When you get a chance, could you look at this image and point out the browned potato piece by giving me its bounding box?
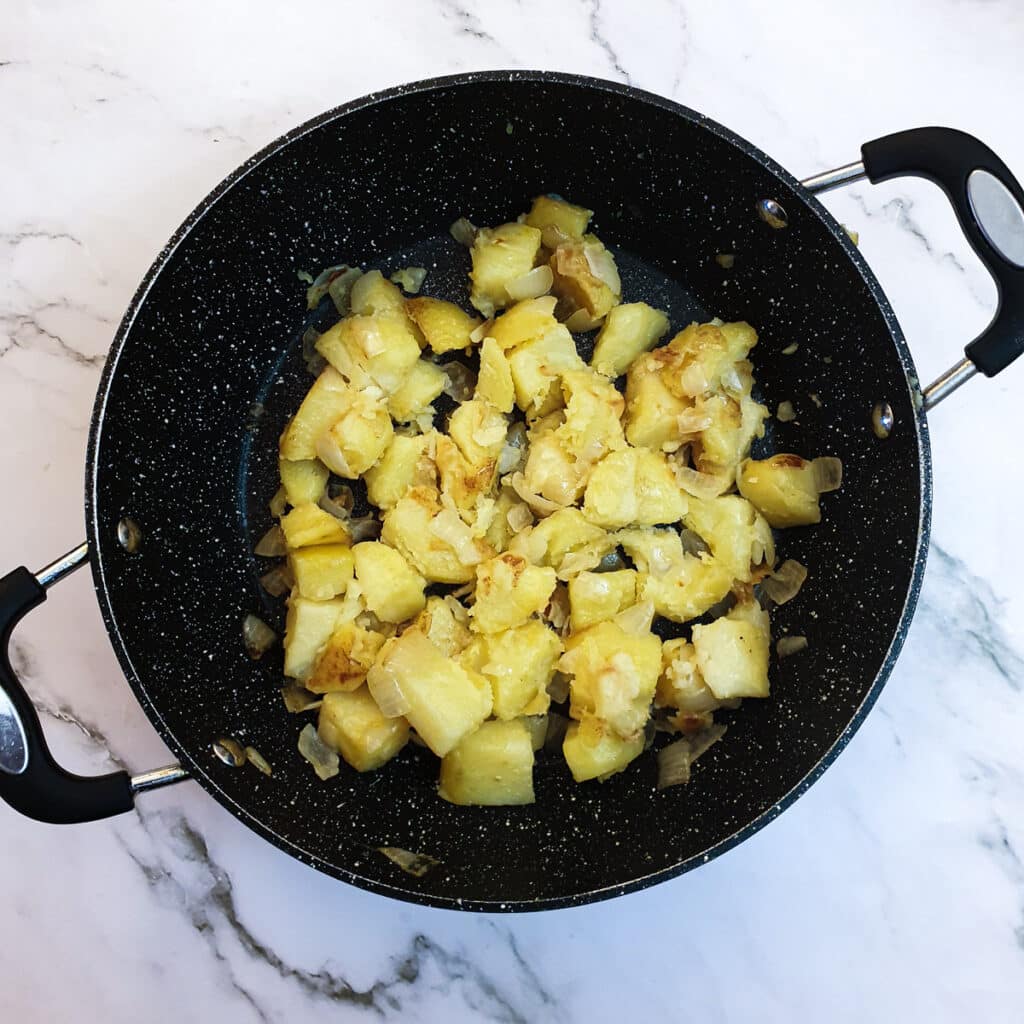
[737,454,823,527]
[406,297,482,354]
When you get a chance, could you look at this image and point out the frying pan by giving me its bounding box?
[3,72,1023,912]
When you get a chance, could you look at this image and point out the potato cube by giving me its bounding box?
[280,502,350,549]
[624,359,690,451]
[439,719,535,805]
[508,324,584,415]
[691,600,770,699]
[464,620,561,719]
[382,490,492,584]
[315,388,393,478]
[435,434,498,512]
[352,542,426,623]
[316,312,421,394]
[283,595,347,679]
[549,236,621,321]
[470,553,557,633]
[636,556,733,623]
[657,639,721,713]
[475,337,515,413]
[367,631,492,756]
[448,399,508,467]
[683,495,774,582]
[488,296,559,352]
[582,448,686,529]
[278,458,329,507]
[737,454,822,528]
[387,359,445,423]
[307,620,387,693]
[484,485,531,553]
[469,222,543,318]
[661,321,757,399]
[317,687,409,772]
[349,269,407,316]
[563,716,644,783]
[557,369,626,457]
[407,595,472,657]
[568,570,637,631]
[364,433,434,510]
[591,302,670,378]
[509,507,612,577]
[525,194,593,244]
[560,621,661,739]
[520,431,583,507]
[405,297,481,354]
[288,544,354,600]
[280,367,350,460]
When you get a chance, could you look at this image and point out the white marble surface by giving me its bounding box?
[3,1,1024,1020]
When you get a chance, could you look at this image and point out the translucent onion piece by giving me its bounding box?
[777,635,809,659]
[441,361,477,402]
[781,342,799,355]
[242,614,277,660]
[584,243,621,294]
[677,407,714,434]
[525,715,548,751]
[389,266,428,294]
[679,529,710,557]
[327,266,364,315]
[469,320,492,345]
[656,738,692,789]
[776,400,796,423]
[305,263,350,310]
[506,265,554,301]
[268,486,288,518]
[614,600,656,636]
[449,217,478,247]
[674,465,730,499]
[564,308,602,333]
[377,847,440,878]
[543,584,570,633]
[259,562,294,598]
[688,722,727,762]
[367,664,412,718]
[316,433,356,478]
[245,746,273,776]
[509,472,561,517]
[297,723,339,781]
[506,501,533,534]
[547,672,571,705]
[812,456,843,493]
[347,515,382,543]
[497,421,528,475]
[543,711,570,751]
[714,253,735,269]
[281,684,323,714]
[761,559,808,605]
[318,483,355,521]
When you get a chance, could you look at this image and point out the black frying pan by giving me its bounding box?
[3,72,1023,912]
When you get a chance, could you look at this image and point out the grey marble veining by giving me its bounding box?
[2,0,1024,1021]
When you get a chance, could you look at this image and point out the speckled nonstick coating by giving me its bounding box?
[85,71,930,912]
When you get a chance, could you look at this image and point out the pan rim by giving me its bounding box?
[84,69,932,912]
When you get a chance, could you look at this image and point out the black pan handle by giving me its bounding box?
[861,128,1024,380]
[0,544,187,824]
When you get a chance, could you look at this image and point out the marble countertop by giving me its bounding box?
[4,1,1024,1020]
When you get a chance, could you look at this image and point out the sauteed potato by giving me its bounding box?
[260,196,841,804]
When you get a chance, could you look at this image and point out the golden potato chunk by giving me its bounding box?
[637,557,733,624]
[563,716,644,783]
[469,222,543,318]
[507,324,585,416]
[525,194,593,245]
[307,620,387,693]
[364,433,435,511]
[475,336,515,413]
[623,357,690,452]
[318,687,409,772]
[470,553,557,634]
[737,454,823,527]
[582,448,686,529]
[315,388,392,478]
[283,595,347,680]
[288,544,354,600]
[280,502,350,549]
[349,269,407,317]
[657,639,721,713]
[549,235,621,321]
[316,312,421,394]
[352,542,427,623]
[683,495,774,582]
[278,458,328,507]
[405,297,482,354]
[367,631,492,756]
[591,302,670,378]
[488,295,559,352]
[406,595,472,657]
[509,507,613,578]
[280,367,351,461]
[568,570,638,632]
[439,719,535,805]
[691,600,770,699]
[387,359,446,423]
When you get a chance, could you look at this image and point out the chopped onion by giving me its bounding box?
[390,266,427,294]
[441,361,477,402]
[268,486,288,518]
[316,433,355,477]
[506,501,533,534]
[812,456,843,493]
[347,514,381,543]
[563,308,602,333]
[525,715,548,751]
[298,723,339,781]
[674,465,730,499]
[498,423,528,475]
[714,253,735,269]
[781,342,799,356]
[777,400,796,423]
[377,846,440,878]
[449,217,478,247]
[259,562,294,598]
[656,738,692,789]
[543,584,570,633]
[300,326,326,376]
[367,663,412,718]
[677,407,713,434]
[242,614,277,660]
[281,684,323,713]
[305,263,351,310]
[318,483,355,521]
[506,265,554,301]
[679,529,710,557]
[428,508,483,564]
[809,392,823,409]
[584,243,621,294]
[327,267,364,315]
[509,472,561,517]
[547,672,571,705]
[543,711,570,750]
[777,635,809,659]
[689,722,727,761]
[245,746,273,776]
[614,600,655,635]
[469,320,492,345]
[761,559,808,605]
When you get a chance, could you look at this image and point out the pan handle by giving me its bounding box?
[802,127,1024,409]
[0,543,188,823]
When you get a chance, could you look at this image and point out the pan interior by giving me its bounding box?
[87,74,926,910]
